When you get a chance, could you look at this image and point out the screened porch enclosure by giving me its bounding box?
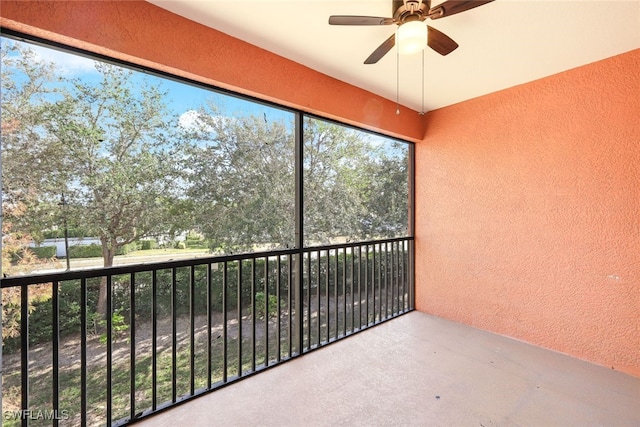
[1,33,414,427]
[2,1,638,426]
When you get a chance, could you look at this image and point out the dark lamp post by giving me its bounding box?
[59,193,71,271]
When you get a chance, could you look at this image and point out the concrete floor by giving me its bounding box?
[134,311,640,427]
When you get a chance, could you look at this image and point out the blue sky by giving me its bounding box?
[4,36,292,125]
[3,36,405,155]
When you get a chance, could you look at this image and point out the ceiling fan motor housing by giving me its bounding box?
[393,0,428,23]
[327,0,493,63]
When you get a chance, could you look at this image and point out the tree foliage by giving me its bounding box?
[184,103,296,252]
[44,62,182,267]
[359,145,409,237]
[1,41,65,274]
[182,111,408,251]
[303,117,376,243]
[1,37,409,286]
[2,41,184,314]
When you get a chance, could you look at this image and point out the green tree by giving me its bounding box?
[184,111,407,251]
[2,40,186,315]
[184,103,296,252]
[303,117,373,244]
[2,38,409,319]
[0,40,66,275]
[303,118,409,241]
[43,62,184,315]
[359,145,409,238]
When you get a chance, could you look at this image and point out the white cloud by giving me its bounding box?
[29,43,97,76]
[178,109,236,132]
[178,110,202,130]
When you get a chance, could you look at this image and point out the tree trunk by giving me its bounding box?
[96,239,116,318]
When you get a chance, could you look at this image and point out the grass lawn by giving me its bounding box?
[2,312,290,427]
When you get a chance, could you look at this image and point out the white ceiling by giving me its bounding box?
[148,0,639,113]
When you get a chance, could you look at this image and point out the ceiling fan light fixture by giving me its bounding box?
[396,21,428,55]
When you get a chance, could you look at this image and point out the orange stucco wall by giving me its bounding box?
[0,0,424,142]
[2,1,638,377]
[415,49,640,377]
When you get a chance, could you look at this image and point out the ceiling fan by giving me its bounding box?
[329,0,495,64]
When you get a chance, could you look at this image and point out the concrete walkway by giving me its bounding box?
[134,311,640,426]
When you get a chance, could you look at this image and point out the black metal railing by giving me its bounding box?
[0,237,413,426]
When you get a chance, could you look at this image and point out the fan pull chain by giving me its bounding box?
[420,48,425,115]
[396,46,400,115]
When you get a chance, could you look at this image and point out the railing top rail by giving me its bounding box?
[0,236,413,288]
[1,247,296,288]
[302,236,413,253]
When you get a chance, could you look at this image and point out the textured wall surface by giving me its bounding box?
[0,0,424,142]
[415,50,640,377]
[2,0,638,377]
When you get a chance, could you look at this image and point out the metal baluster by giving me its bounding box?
[365,245,369,327]
[316,251,322,347]
[106,275,113,424]
[325,250,329,343]
[189,266,195,395]
[372,244,377,324]
[237,260,243,377]
[378,243,382,320]
[343,247,347,337]
[392,241,397,316]
[21,284,29,427]
[264,257,269,366]
[171,268,177,402]
[306,251,311,350]
[222,262,228,382]
[333,249,338,340]
[151,270,158,410]
[357,245,362,330]
[402,240,407,312]
[206,265,212,389]
[287,254,293,358]
[251,259,256,372]
[80,278,88,426]
[350,247,355,334]
[130,273,136,419]
[276,255,281,362]
[52,281,60,427]
[385,243,390,319]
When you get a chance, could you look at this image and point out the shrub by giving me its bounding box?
[67,242,137,258]
[106,258,289,321]
[1,248,409,353]
[185,239,207,249]
[3,280,100,351]
[185,232,207,249]
[29,246,57,259]
[116,243,137,256]
[252,292,280,319]
[140,239,157,250]
[68,244,103,258]
[96,311,129,343]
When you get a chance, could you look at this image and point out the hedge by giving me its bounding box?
[30,246,57,259]
[140,239,158,250]
[68,243,137,258]
[4,249,408,351]
[117,243,137,256]
[9,246,56,263]
[68,244,103,258]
